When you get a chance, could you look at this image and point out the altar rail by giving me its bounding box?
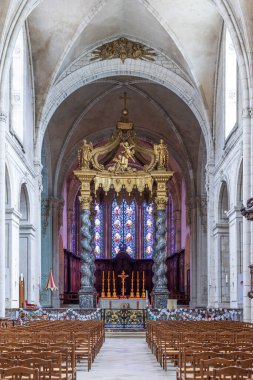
[5,307,243,326]
[102,309,146,329]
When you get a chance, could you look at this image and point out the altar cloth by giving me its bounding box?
[99,298,147,309]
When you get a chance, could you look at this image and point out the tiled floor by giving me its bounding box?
[77,336,176,380]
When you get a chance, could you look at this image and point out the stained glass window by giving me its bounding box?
[93,202,104,258]
[112,199,136,258]
[143,202,154,258]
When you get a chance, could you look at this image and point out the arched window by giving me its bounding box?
[225,28,237,138]
[143,202,154,258]
[10,28,24,143]
[112,199,136,258]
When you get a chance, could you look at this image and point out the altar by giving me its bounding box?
[99,298,147,309]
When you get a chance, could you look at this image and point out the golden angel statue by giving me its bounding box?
[78,139,93,169]
[120,141,136,162]
[154,139,169,169]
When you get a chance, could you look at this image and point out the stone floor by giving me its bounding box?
[76,334,176,380]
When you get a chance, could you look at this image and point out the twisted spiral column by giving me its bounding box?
[152,208,169,309]
[79,208,97,308]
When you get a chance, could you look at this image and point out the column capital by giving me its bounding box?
[242,107,253,119]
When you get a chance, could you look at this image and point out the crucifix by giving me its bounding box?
[118,270,129,297]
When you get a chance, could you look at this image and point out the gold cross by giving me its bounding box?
[118,270,129,297]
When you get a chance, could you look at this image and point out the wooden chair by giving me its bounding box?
[213,366,253,379]
[19,358,52,380]
[200,357,234,379]
[2,366,39,380]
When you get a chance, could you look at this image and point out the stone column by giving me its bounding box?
[151,173,170,309]
[152,203,169,308]
[0,112,6,317]
[242,107,252,321]
[74,170,97,309]
[79,205,96,308]
[5,208,21,308]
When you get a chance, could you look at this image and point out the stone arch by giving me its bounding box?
[236,160,243,205]
[218,181,229,222]
[36,60,212,161]
[19,184,30,223]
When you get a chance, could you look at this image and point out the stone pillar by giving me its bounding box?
[151,172,170,309]
[0,112,6,316]
[228,207,243,309]
[152,205,169,308]
[5,208,21,308]
[79,207,97,308]
[242,107,252,321]
[206,163,215,307]
[34,161,43,305]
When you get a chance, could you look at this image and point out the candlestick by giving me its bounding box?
[107,271,111,298]
[130,271,134,298]
[142,270,145,298]
[101,271,105,298]
[112,271,117,298]
[136,271,140,298]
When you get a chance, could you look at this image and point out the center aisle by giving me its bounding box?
[77,335,176,380]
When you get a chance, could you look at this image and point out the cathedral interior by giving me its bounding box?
[0,0,253,325]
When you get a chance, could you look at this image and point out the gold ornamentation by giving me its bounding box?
[118,270,129,297]
[78,139,93,169]
[90,38,156,64]
[74,95,174,212]
[107,271,111,298]
[120,141,135,162]
[155,196,168,210]
[154,139,169,170]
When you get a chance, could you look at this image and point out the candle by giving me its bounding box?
[20,273,24,281]
[132,271,134,280]
[113,271,115,280]
[102,271,104,280]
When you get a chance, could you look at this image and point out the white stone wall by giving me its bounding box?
[208,26,244,309]
[3,26,41,309]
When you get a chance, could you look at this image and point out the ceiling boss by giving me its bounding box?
[90,37,157,64]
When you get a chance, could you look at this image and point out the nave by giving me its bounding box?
[77,333,176,380]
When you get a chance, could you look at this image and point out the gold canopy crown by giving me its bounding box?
[74,93,173,209]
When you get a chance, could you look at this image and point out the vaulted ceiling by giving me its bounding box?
[7,0,237,195]
[24,0,225,195]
